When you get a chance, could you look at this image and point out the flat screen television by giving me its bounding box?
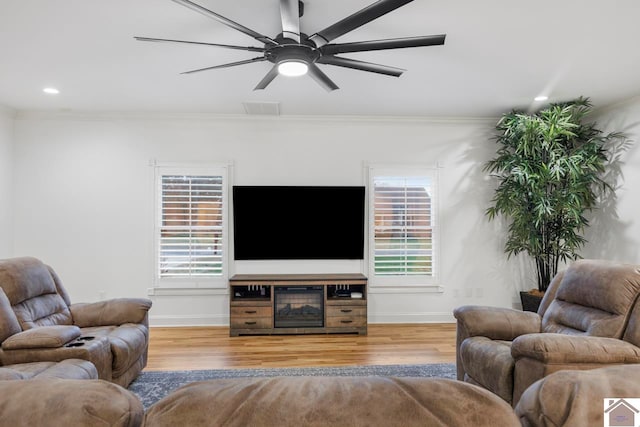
[233,186,365,260]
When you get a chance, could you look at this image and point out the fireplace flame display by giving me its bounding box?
[274,286,324,328]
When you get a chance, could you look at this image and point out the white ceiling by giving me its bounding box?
[1,0,639,117]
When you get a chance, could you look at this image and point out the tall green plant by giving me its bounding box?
[485,97,621,292]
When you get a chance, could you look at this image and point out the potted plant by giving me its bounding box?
[485,97,623,311]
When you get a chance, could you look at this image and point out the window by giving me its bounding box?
[155,165,227,288]
[369,167,438,286]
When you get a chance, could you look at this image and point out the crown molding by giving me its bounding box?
[13,109,497,126]
[0,105,16,117]
[593,93,640,116]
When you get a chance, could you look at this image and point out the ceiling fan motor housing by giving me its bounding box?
[267,34,320,65]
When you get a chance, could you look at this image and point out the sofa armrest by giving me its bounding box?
[512,333,640,364]
[454,305,541,341]
[0,336,112,381]
[516,365,640,427]
[0,379,144,426]
[70,298,152,327]
[1,326,81,350]
[454,305,542,381]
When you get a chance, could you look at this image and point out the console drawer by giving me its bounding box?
[326,306,366,318]
[230,316,272,329]
[230,306,272,318]
[326,315,367,328]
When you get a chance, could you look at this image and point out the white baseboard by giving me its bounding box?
[150,314,229,327]
[368,312,455,323]
[150,312,454,327]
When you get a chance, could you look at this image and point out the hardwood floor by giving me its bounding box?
[145,323,456,371]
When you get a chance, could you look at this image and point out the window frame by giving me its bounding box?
[367,165,439,288]
[153,164,229,289]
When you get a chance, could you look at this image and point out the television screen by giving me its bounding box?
[233,186,365,260]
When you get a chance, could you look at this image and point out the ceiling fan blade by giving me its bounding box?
[321,34,446,55]
[134,36,265,52]
[181,57,267,74]
[171,0,277,45]
[318,55,404,77]
[254,65,280,90]
[280,0,300,42]
[308,64,339,92]
[308,0,413,47]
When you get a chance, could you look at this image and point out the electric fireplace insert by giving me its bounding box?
[274,286,324,328]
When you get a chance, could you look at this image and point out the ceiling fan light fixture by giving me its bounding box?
[277,60,308,77]
[139,0,447,90]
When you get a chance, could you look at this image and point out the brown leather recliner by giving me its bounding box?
[454,259,640,407]
[0,257,152,387]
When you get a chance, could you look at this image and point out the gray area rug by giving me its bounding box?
[128,363,456,409]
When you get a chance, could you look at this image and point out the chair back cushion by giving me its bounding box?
[0,288,21,342]
[47,265,72,307]
[541,259,640,337]
[0,257,72,330]
[623,299,640,347]
[536,270,564,317]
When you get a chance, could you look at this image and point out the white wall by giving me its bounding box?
[583,96,640,263]
[13,107,638,327]
[0,107,14,259]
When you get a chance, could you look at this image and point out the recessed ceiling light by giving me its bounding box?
[43,87,60,95]
[534,95,548,102]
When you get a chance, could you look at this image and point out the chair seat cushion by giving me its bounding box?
[460,337,514,403]
[0,359,97,380]
[80,324,148,378]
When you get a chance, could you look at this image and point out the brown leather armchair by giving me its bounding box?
[454,259,640,406]
[0,257,152,387]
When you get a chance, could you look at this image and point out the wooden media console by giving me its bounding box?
[229,273,367,337]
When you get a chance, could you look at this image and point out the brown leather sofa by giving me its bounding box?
[0,376,521,427]
[454,259,640,406]
[515,364,640,427]
[0,257,152,387]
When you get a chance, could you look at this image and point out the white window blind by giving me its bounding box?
[372,175,435,278]
[159,174,224,279]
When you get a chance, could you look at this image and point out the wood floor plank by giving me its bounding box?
[145,323,456,371]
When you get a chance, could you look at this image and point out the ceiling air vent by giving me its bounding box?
[242,101,280,116]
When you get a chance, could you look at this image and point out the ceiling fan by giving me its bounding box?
[135,0,446,91]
